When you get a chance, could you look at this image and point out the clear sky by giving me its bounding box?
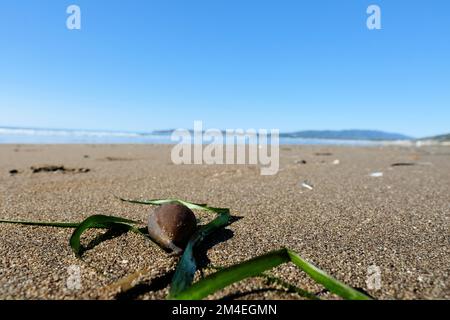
[0,0,449,138]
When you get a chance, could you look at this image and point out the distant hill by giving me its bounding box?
[279,130,412,141]
[419,133,450,141]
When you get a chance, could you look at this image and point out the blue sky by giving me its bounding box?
[0,0,449,138]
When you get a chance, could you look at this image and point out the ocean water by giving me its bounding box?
[0,127,383,146]
[0,127,171,144]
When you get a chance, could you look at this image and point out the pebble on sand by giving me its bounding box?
[147,203,197,255]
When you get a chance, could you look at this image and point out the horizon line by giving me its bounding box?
[0,125,422,138]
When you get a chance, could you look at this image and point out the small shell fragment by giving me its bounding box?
[370,172,384,178]
[301,181,314,190]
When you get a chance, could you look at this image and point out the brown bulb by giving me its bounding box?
[147,203,197,254]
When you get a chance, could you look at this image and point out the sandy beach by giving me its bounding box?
[0,144,448,300]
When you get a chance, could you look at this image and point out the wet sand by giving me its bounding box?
[0,144,449,300]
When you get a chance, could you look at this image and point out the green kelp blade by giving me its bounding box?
[286,249,370,300]
[170,249,371,300]
[69,215,139,257]
[117,197,229,212]
[0,219,81,228]
[169,208,231,298]
[170,249,287,300]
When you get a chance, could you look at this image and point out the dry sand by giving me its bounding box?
[0,144,449,300]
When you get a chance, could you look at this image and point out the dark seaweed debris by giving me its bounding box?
[31,165,90,173]
[391,163,416,167]
[315,152,333,156]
